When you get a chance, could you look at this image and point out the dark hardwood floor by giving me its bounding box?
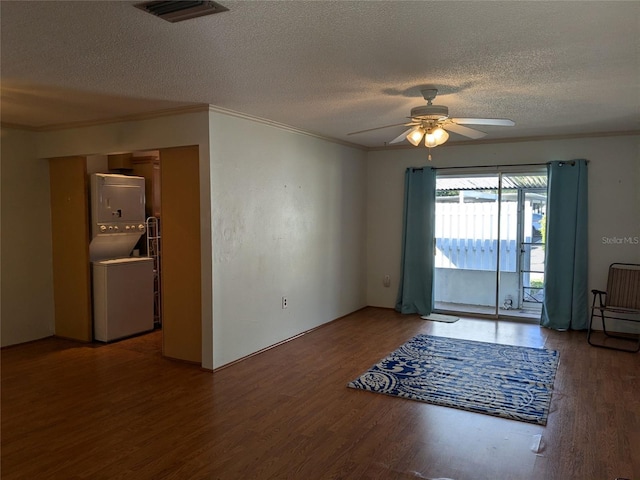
[2,307,638,480]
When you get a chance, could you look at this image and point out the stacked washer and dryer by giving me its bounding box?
[89,173,154,342]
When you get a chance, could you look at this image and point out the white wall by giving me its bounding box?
[366,135,640,327]
[209,111,367,367]
[1,127,56,346]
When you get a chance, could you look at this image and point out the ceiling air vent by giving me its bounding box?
[135,1,228,23]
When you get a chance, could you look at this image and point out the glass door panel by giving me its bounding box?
[520,188,547,316]
[499,174,547,319]
[497,178,519,316]
[433,174,499,316]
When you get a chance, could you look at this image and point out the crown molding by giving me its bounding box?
[1,103,367,151]
[1,105,210,132]
[367,130,640,151]
[207,105,366,150]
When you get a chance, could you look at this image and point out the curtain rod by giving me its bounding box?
[433,162,548,171]
[431,160,587,171]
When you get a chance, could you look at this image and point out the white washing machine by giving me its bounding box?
[92,257,154,342]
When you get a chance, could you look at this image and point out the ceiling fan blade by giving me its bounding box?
[451,117,515,127]
[443,123,487,139]
[347,122,415,136]
[389,128,414,144]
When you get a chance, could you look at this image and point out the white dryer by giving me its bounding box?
[89,173,146,262]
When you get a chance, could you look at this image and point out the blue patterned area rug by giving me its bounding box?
[348,334,559,425]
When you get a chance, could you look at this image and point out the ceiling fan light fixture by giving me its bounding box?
[406,127,425,146]
[346,87,515,150]
[424,132,438,148]
[432,126,449,145]
[424,126,449,148]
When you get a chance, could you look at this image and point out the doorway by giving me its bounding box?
[48,146,202,364]
[433,170,547,320]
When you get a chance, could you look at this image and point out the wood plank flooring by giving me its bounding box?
[2,307,638,480]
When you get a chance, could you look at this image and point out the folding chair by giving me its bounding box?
[588,263,640,352]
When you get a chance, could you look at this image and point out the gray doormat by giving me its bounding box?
[421,313,460,323]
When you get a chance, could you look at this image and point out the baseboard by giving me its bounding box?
[212,306,367,373]
[1,335,56,350]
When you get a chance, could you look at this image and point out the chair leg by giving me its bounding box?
[588,310,640,353]
[601,309,610,336]
[588,310,597,346]
[588,308,607,347]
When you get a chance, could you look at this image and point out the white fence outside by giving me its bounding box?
[434,201,533,272]
[434,200,539,308]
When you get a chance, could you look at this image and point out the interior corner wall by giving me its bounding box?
[365,135,640,330]
[208,111,367,368]
[3,109,367,367]
[1,127,55,346]
[30,111,215,368]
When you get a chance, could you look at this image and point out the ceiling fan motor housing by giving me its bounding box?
[410,105,449,121]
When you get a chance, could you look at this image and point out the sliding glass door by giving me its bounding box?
[433,170,547,320]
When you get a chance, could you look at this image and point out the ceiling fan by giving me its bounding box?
[348,88,515,159]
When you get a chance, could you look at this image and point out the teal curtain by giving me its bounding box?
[395,167,436,315]
[541,160,588,330]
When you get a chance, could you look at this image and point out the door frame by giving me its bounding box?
[48,146,204,365]
[433,167,547,321]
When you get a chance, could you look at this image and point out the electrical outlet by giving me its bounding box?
[383,274,391,287]
[282,296,288,309]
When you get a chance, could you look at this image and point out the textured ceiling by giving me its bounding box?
[1,1,639,147]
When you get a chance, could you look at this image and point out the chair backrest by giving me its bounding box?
[606,263,640,309]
